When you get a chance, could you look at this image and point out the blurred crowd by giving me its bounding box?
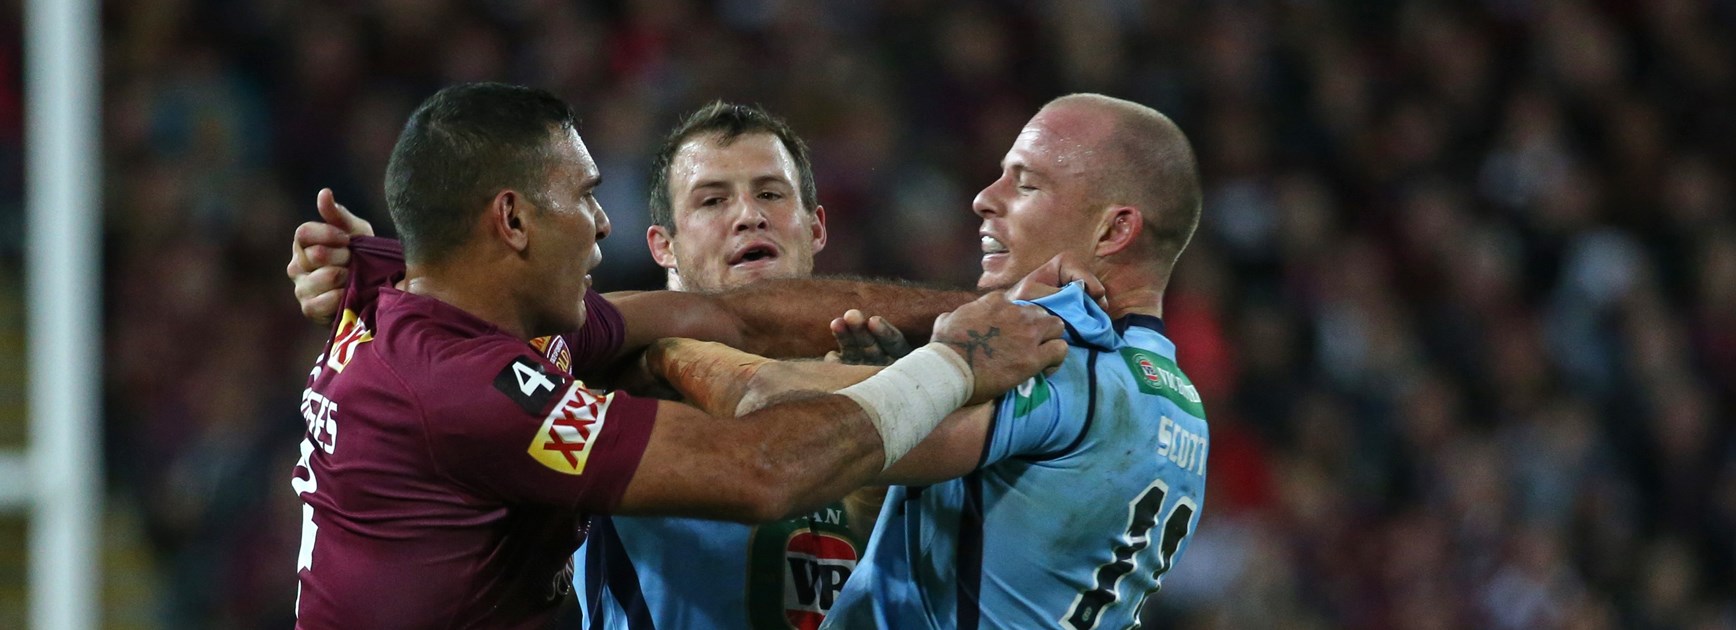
[54,0,1736,627]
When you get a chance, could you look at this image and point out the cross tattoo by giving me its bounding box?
[943,327,1000,368]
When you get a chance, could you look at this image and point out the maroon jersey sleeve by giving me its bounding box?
[342,236,405,307]
[415,341,660,513]
[564,289,627,366]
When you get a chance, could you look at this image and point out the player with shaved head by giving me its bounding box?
[649,93,1210,629]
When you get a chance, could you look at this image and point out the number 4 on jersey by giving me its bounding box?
[513,361,556,396]
[493,357,566,415]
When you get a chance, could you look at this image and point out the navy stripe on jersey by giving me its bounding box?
[956,471,985,630]
[591,518,656,629]
[1037,304,1088,344]
[1019,349,1100,462]
[1115,314,1164,335]
[584,530,607,627]
[977,404,1001,469]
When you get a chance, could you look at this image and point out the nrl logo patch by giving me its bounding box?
[529,335,572,373]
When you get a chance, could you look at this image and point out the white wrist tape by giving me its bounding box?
[836,343,975,469]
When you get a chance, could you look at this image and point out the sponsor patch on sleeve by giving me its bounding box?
[494,357,568,415]
[527,382,614,475]
[1118,348,1206,418]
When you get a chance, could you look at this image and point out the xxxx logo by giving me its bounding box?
[325,309,374,373]
[526,384,612,475]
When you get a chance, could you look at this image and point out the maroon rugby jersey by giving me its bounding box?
[293,237,659,629]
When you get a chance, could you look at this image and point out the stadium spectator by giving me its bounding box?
[73,1,1736,626]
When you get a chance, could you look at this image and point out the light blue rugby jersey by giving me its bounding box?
[823,282,1210,630]
[576,472,862,630]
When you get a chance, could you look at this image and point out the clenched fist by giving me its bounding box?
[930,291,1067,406]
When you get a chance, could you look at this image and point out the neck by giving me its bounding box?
[403,256,532,339]
[1096,261,1166,320]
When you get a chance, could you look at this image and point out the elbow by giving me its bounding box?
[727,457,801,524]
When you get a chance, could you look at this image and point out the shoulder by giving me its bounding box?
[1105,341,1205,421]
[373,308,566,421]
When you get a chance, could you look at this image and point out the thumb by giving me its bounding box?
[317,188,374,236]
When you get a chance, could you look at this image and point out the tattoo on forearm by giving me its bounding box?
[942,327,1000,368]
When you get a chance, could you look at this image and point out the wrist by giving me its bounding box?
[835,343,974,468]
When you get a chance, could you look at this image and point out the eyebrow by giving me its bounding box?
[752,175,794,188]
[688,175,796,192]
[1007,163,1044,181]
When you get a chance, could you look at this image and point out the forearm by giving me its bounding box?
[738,395,890,520]
[720,277,974,357]
[735,361,879,415]
[619,394,889,523]
[646,338,880,417]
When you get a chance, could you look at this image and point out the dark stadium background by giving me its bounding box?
[0,0,1732,627]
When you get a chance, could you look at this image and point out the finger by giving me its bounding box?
[289,247,310,281]
[1043,314,1066,340]
[300,290,343,325]
[1077,273,1107,303]
[841,310,880,356]
[867,317,912,355]
[1020,306,1065,340]
[305,244,352,269]
[842,309,868,328]
[830,316,868,352]
[317,188,375,236]
[296,220,354,248]
[1038,338,1069,368]
[294,222,354,275]
[294,265,349,302]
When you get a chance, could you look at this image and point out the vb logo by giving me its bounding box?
[748,520,860,630]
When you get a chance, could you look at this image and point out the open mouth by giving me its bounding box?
[728,243,781,266]
[981,235,1009,255]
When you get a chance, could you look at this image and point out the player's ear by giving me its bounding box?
[808,205,828,253]
[647,224,678,270]
[491,190,530,253]
[1095,206,1142,257]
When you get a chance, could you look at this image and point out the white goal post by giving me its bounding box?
[6,0,103,628]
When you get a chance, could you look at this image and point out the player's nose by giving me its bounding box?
[972,181,1003,218]
[594,204,612,241]
[732,196,769,232]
